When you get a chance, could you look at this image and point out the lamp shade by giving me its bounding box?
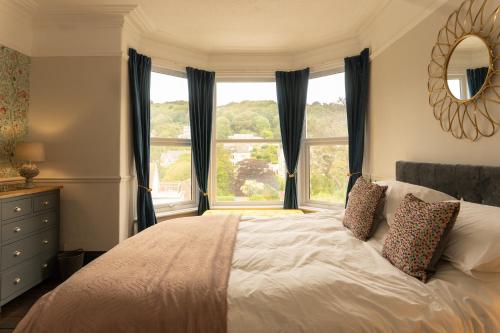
[15,142,45,162]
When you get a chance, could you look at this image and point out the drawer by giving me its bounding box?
[1,252,55,302]
[2,211,57,244]
[1,228,57,270]
[33,193,57,212]
[1,198,32,221]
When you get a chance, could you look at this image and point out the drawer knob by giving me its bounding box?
[14,277,21,285]
[42,218,49,224]
[14,207,22,212]
[43,201,50,206]
[14,250,22,257]
[14,227,21,233]
[42,240,49,245]
[42,263,48,269]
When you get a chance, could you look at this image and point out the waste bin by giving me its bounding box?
[57,249,85,281]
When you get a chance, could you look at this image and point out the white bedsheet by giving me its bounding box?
[227,210,500,333]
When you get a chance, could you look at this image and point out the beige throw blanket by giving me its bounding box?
[15,214,241,333]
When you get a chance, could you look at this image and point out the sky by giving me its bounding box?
[150,71,346,105]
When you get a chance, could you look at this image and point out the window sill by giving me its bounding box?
[155,207,198,221]
[210,205,284,210]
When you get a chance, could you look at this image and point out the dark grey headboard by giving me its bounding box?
[396,161,500,207]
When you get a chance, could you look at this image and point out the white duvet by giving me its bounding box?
[227,210,500,333]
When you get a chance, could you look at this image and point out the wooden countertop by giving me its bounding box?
[0,185,63,199]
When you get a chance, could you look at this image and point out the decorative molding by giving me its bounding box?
[1,1,450,72]
[0,0,37,18]
[366,0,449,59]
[0,0,34,55]
[35,4,137,17]
[36,176,133,184]
[0,175,134,185]
[125,6,156,34]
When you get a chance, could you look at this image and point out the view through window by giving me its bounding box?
[305,73,348,204]
[150,72,193,207]
[215,82,286,202]
[150,71,349,208]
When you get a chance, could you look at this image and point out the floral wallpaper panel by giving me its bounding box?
[0,45,30,178]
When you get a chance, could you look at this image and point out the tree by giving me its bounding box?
[251,144,278,163]
[162,152,191,182]
[234,159,279,196]
[216,146,235,197]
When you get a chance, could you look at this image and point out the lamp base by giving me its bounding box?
[19,163,39,189]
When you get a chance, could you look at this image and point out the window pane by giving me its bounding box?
[150,72,190,139]
[447,79,462,99]
[306,73,347,138]
[150,146,192,205]
[216,82,280,140]
[309,144,348,203]
[216,143,285,202]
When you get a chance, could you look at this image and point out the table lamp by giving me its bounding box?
[14,142,45,188]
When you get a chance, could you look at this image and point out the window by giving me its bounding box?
[447,74,468,99]
[214,82,286,203]
[150,72,195,210]
[301,73,348,206]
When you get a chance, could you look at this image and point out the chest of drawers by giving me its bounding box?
[0,186,61,307]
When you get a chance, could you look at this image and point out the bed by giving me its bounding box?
[14,162,500,333]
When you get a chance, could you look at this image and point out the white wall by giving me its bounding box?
[367,1,500,180]
[27,56,132,250]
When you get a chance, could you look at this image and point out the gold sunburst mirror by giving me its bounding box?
[428,0,500,141]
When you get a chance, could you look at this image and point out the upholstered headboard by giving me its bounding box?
[396,161,500,207]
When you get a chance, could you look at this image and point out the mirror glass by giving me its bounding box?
[446,35,490,100]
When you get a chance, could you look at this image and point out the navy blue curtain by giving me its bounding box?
[345,48,370,205]
[466,67,488,97]
[128,48,157,231]
[186,67,215,215]
[276,68,310,209]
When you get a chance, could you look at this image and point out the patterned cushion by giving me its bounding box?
[343,177,388,241]
[382,194,460,282]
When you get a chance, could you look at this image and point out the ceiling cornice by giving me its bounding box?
[0,1,450,72]
[363,0,449,58]
[15,0,38,15]
[36,4,137,16]
[0,0,37,18]
[33,4,140,28]
[125,6,156,34]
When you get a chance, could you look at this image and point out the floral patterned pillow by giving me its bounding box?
[343,177,388,241]
[382,193,460,282]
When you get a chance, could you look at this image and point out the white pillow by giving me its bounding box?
[374,180,455,226]
[444,200,500,276]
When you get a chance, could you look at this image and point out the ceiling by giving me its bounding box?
[31,0,445,55]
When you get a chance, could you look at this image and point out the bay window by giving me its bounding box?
[150,69,349,212]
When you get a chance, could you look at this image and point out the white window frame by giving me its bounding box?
[150,68,198,213]
[447,73,468,100]
[150,66,348,211]
[210,78,284,208]
[298,69,348,209]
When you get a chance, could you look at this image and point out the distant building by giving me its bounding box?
[226,133,262,165]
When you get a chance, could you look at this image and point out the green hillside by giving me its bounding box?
[150,100,348,203]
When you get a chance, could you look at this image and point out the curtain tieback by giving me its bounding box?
[287,171,296,178]
[200,190,208,197]
[138,185,152,192]
[347,172,362,177]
